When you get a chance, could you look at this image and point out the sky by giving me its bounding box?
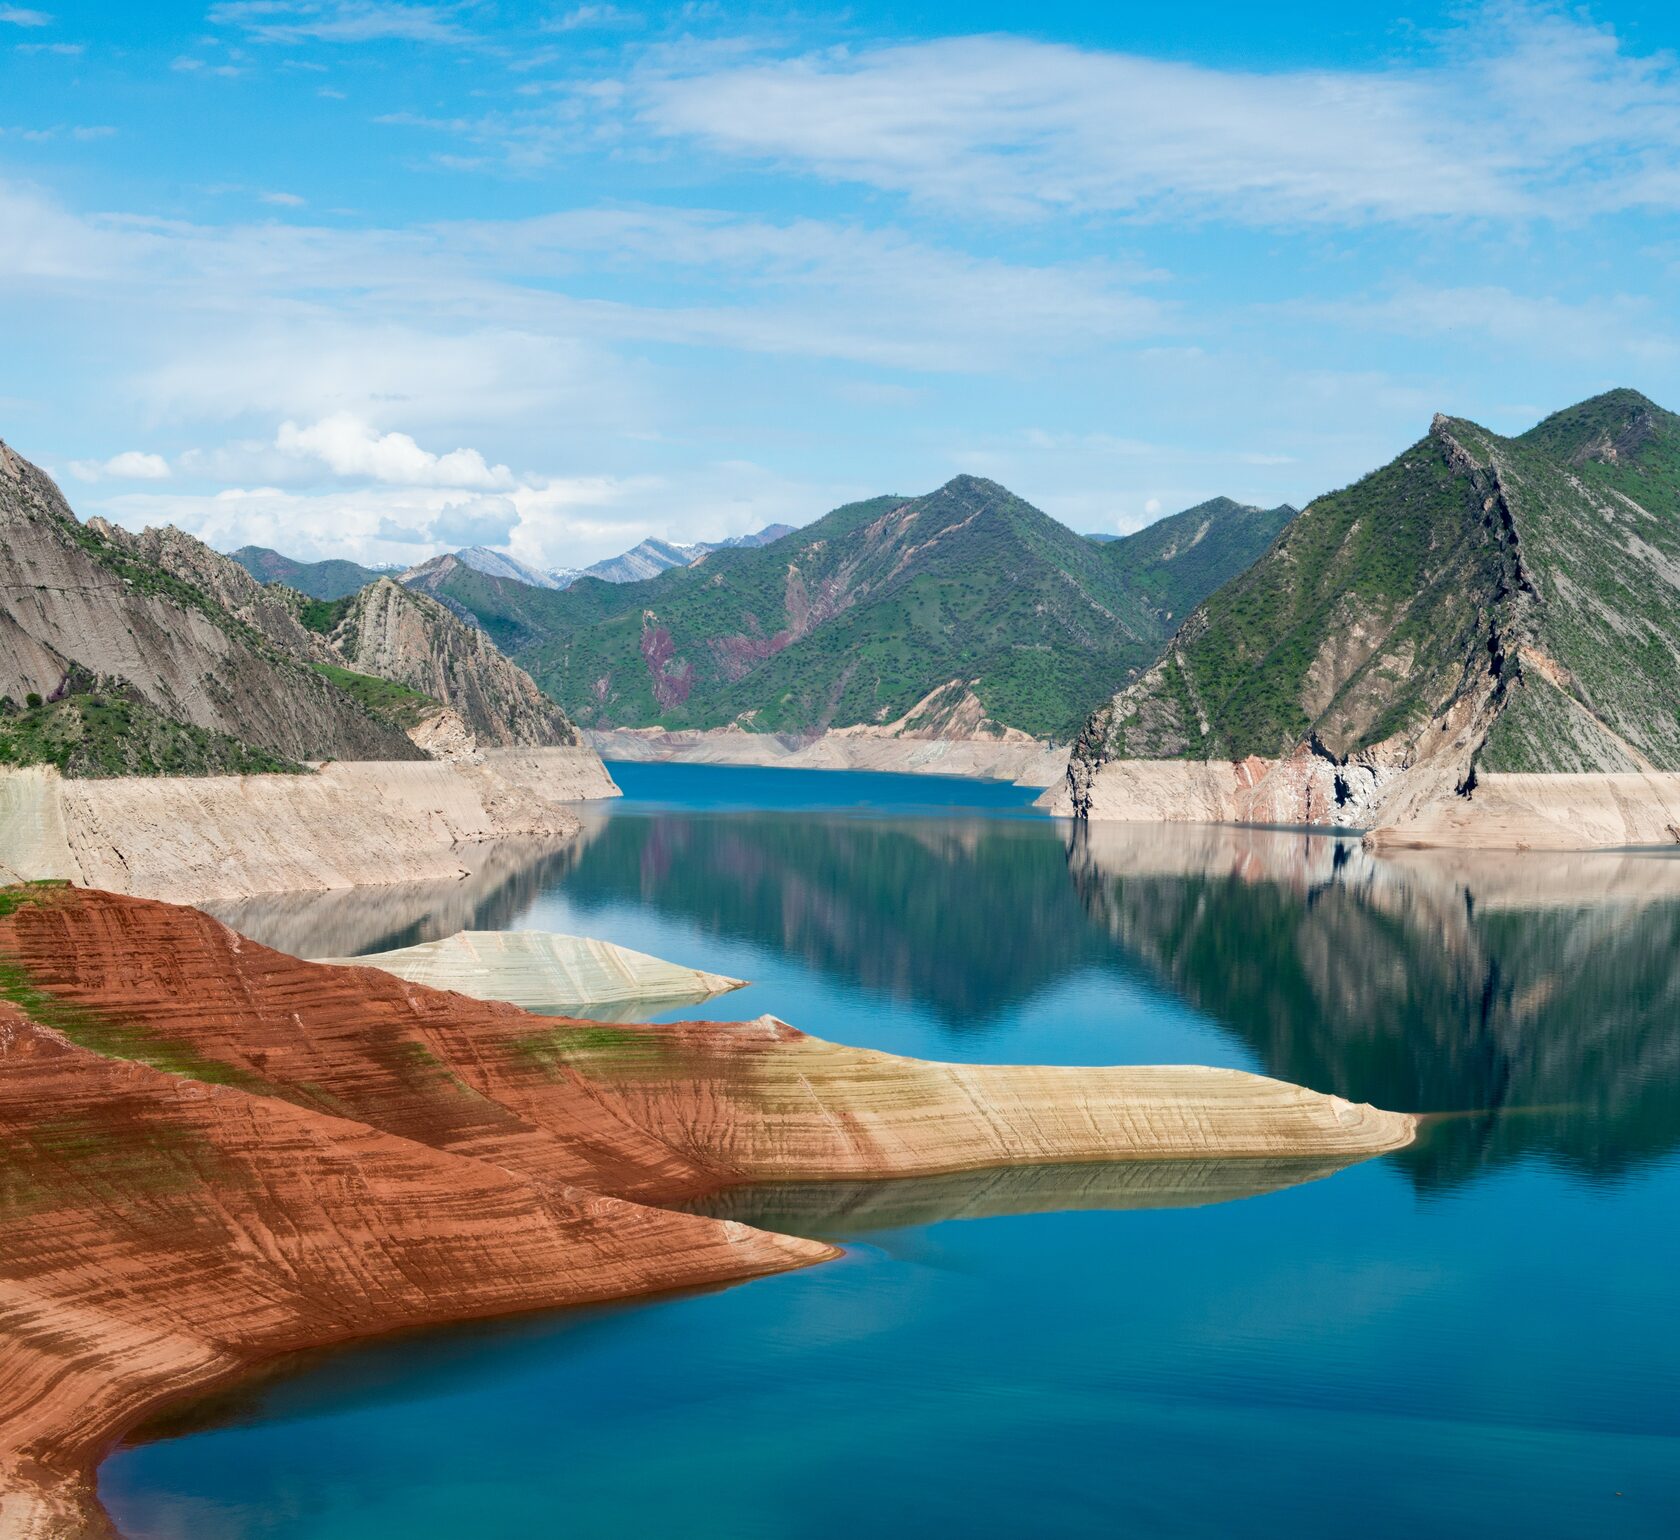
[1,1,1678,572]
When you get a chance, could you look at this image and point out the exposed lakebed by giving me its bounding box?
[103,764,1680,1538]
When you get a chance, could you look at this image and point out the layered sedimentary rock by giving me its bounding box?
[0,747,618,903]
[0,884,1413,1534]
[1059,391,1680,849]
[320,929,745,1013]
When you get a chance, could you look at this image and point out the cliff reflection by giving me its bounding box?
[1066,824,1680,1189]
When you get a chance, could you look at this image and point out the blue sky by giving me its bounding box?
[2,1,1678,570]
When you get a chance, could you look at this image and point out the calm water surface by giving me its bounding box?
[103,764,1680,1537]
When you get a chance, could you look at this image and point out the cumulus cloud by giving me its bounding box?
[274,413,516,488]
[429,494,519,546]
[67,450,172,481]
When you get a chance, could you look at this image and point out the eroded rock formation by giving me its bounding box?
[0,884,1413,1534]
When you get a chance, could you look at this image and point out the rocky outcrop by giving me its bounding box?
[1062,391,1680,847]
[0,884,1413,1534]
[0,747,619,903]
[0,440,420,765]
[328,579,580,748]
[318,929,745,1013]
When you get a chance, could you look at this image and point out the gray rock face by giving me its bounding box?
[329,579,580,748]
[0,441,422,764]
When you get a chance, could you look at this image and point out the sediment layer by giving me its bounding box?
[319,929,745,1013]
[0,885,1413,1534]
[0,747,619,903]
[591,726,1068,787]
[1045,755,1680,850]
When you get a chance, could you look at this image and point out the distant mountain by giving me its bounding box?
[229,545,392,600]
[1068,389,1680,818]
[403,477,1294,741]
[581,536,697,585]
[452,546,576,590]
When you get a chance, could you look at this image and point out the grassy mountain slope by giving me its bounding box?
[407,478,1294,741]
[230,546,389,600]
[1075,389,1680,778]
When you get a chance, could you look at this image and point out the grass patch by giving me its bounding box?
[310,662,438,730]
[0,950,276,1094]
[509,1022,673,1078]
[0,675,305,778]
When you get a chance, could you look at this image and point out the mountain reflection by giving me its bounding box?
[1066,823,1680,1189]
[554,810,1125,1024]
[210,800,1680,1192]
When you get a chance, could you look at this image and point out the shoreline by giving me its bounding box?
[1047,756,1680,851]
[0,746,620,905]
[589,727,1068,787]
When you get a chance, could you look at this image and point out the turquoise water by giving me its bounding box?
[103,765,1680,1537]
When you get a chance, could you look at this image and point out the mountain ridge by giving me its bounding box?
[406,477,1294,742]
[1061,388,1680,840]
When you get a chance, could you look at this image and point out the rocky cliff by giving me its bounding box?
[0,440,421,770]
[0,883,1411,1535]
[325,578,580,748]
[1058,390,1680,846]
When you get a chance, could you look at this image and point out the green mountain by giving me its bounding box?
[230,545,390,600]
[1072,388,1680,786]
[404,477,1294,742]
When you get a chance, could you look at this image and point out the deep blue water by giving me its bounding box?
[103,765,1680,1538]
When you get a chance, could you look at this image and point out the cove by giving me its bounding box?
[103,765,1680,1538]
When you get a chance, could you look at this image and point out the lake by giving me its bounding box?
[101,763,1680,1538]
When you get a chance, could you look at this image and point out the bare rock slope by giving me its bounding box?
[0,440,418,767]
[326,578,580,748]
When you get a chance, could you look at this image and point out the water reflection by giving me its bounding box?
[202,786,1680,1193]
[684,1156,1362,1237]
[1067,823,1680,1188]
[203,833,594,958]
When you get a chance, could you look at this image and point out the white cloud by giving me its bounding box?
[0,6,51,27]
[90,457,849,571]
[548,4,640,32]
[259,190,307,206]
[68,450,172,481]
[208,2,472,46]
[274,411,514,488]
[630,5,1680,224]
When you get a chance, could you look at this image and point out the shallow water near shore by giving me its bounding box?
[105,764,1680,1537]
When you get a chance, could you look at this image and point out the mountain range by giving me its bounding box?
[231,524,796,601]
[403,481,1294,742]
[1066,388,1680,827]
